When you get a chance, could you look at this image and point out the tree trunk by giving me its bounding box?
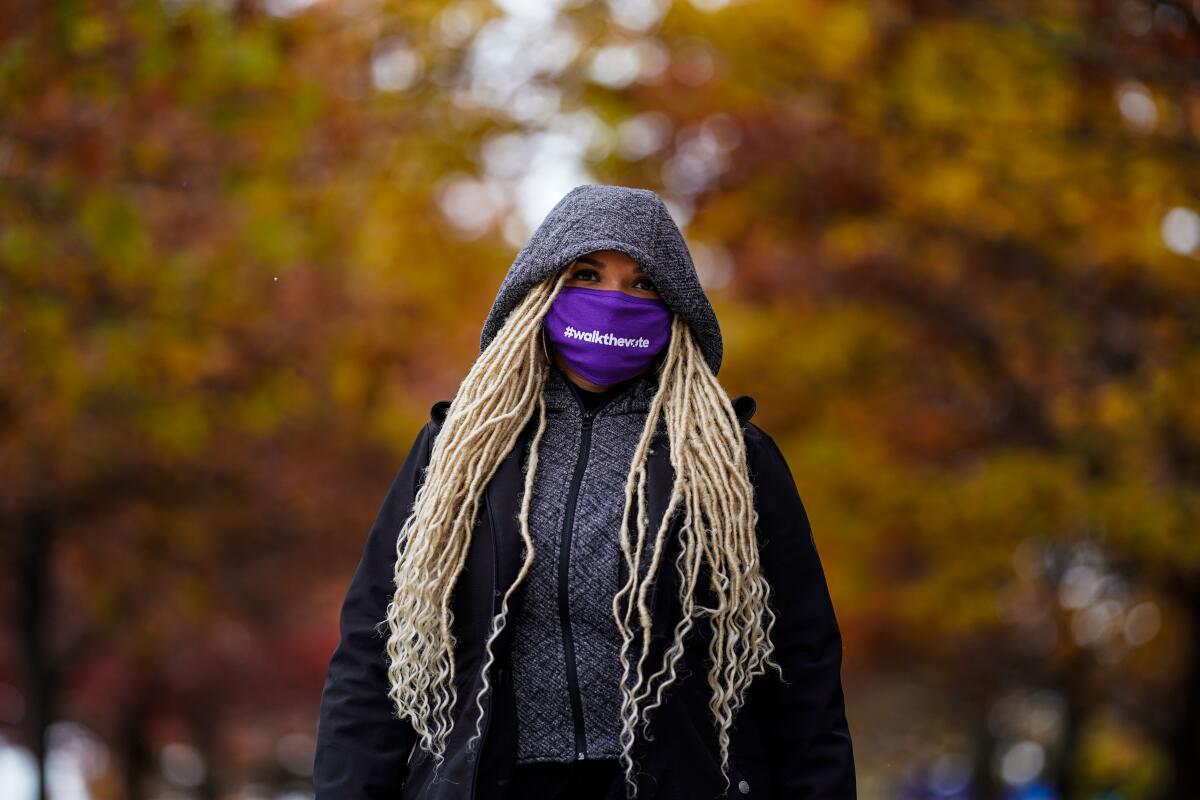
[1050,651,1087,800]
[16,505,55,800]
[1167,579,1200,800]
[195,705,221,800]
[969,709,997,800]
[121,695,152,800]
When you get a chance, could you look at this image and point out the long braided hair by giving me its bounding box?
[382,266,783,796]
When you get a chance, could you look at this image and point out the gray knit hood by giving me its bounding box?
[479,183,724,375]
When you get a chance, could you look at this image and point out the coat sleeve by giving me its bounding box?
[313,420,437,799]
[745,423,857,799]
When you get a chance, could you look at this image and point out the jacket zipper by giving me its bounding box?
[559,379,625,760]
[559,407,594,760]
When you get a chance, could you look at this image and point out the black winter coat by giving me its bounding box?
[313,394,857,799]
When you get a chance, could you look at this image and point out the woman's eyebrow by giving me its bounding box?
[573,255,647,273]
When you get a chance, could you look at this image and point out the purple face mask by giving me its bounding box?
[543,285,673,386]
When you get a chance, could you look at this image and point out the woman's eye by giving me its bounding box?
[635,279,658,292]
[570,268,599,281]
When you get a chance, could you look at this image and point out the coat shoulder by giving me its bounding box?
[733,395,776,464]
[737,411,786,484]
[429,399,452,428]
[732,394,757,427]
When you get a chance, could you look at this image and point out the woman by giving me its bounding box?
[314,184,856,800]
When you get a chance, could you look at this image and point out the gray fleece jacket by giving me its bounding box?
[477,184,724,764]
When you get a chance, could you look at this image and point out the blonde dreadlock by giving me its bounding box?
[383,267,783,797]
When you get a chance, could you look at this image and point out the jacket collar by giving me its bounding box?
[542,362,660,419]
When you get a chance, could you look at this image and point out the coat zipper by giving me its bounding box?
[559,406,594,760]
[559,379,625,760]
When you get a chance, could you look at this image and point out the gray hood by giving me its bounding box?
[479,183,724,375]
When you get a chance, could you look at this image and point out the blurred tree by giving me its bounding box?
[558,1,1198,797]
[0,0,503,796]
[3,0,1199,798]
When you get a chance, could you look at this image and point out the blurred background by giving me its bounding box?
[1,0,1198,797]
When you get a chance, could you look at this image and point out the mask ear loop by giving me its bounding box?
[540,326,553,366]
